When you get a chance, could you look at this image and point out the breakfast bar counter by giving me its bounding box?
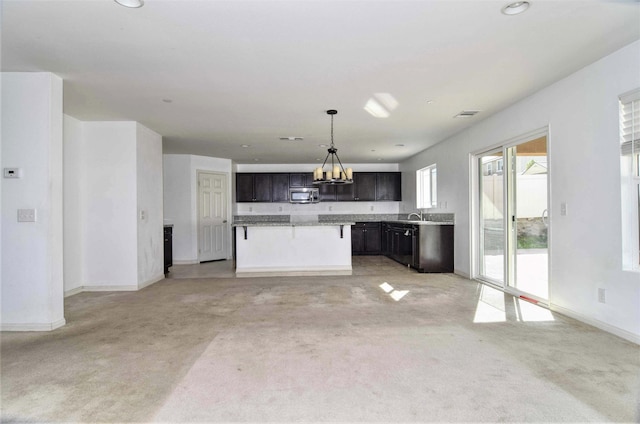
[232,221,354,277]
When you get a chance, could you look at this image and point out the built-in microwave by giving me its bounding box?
[289,187,319,204]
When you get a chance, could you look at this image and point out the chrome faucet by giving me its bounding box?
[407,211,423,221]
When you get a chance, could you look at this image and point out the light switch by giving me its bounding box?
[18,209,36,222]
[560,202,568,216]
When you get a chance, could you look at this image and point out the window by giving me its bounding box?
[416,164,437,208]
[620,88,640,270]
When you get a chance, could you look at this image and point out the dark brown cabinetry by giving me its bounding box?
[376,173,402,201]
[381,222,453,272]
[336,173,376,201]
[271,173,290,202]
[235,171,401,203]
[383,223,414,265]
[351,222,382,255]
[289,173,314,187]
[236,173,289,202]
[236,174,256,202]
[164,225,173,276]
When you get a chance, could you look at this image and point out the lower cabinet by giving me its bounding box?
[164,225,173,276]
[381,222,453,272]
[413,225,454,272]
[351,222,381,255]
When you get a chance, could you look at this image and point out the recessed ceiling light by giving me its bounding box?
[426,100,434,104]
[114,0,144,8]
[162,98,172,103]
[253,158,260,162]
[241,144,251,148]
[501,1,530,15]
[279,137,304,141]
[318,144,328,148]
[395,144,405,147]
[371,149,376,152]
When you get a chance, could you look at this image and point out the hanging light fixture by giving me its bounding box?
[313,110,353,185]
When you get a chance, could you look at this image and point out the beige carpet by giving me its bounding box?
[1,258,638,422]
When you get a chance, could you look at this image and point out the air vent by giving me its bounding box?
[279,136,304,141]
[454,110,480,118]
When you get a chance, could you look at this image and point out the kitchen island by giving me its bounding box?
[233,221,354,277]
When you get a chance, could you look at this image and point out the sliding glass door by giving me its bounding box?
[476,134,549,303]
[478,149,505,285]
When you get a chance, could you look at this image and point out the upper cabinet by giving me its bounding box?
[235,172,401,203]
[289,173,314,188]
[236,173,290,202]
[376,172,401,201]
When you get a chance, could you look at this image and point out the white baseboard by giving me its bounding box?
[2,318,66,332]
[64,286,83,298]
[454,269,471,279]
[138,274,165,290]
[64,276,165,298]
[549,303,640,345]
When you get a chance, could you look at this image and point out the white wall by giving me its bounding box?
[163,155,193,262]
[136,124,164,288]
[64,120,165,292]
[163,154,233,263]
[1,72,65,330]
[82,122,139,289]
[400,40,640,342]
[63,115,84,293]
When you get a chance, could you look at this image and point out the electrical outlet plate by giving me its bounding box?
[597,288,606,303]
[4,168,21,178]
[18,209,36,222]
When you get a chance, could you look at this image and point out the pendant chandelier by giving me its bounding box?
[313,109,353,185]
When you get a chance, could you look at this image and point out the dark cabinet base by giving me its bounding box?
[381,222,453,273]
[164,226,173,276]
[352,222,382,255]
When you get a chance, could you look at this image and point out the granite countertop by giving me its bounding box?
[232,221,355,227]
[383,220,454,226]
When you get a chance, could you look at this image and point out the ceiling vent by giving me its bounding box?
[454,110,480,118]
[279,137,304,141]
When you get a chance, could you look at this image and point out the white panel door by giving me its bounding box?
[198,172,228,262]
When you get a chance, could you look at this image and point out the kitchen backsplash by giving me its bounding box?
[234,201,400,216]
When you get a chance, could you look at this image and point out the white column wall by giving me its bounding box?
[136,124,164,288]
[82,122,138,289]
[400,40,640,342]
[1,72,65,330]
[63,115,85,294]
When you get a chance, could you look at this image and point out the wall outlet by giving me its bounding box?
[4,168,22,178]
[597,288,606,304]
[140,210,146,220]
[370,206,374,211]
[18,209,36,222]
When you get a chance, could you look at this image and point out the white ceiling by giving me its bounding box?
[2,0,639,164]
